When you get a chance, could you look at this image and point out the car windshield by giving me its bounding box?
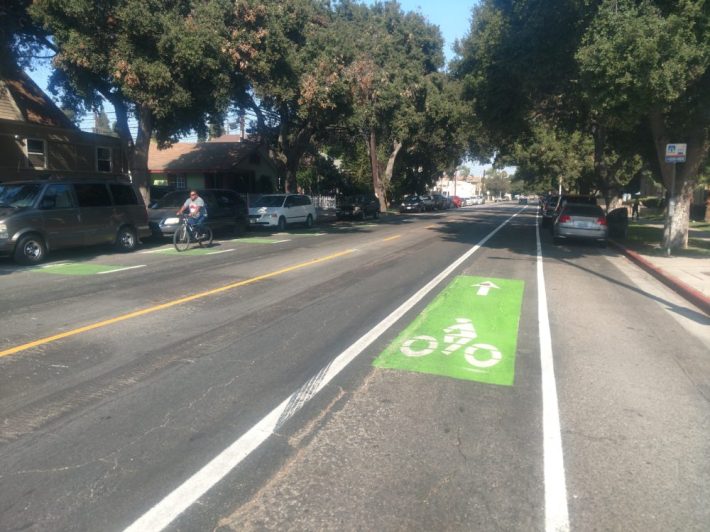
[404,196,419,204]
[152,191,189,208]
[0,183,43,208]
[252,195,286,208]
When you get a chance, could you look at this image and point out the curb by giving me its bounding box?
[609,240,710,316]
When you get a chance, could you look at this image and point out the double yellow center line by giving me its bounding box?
[0,249,355,358]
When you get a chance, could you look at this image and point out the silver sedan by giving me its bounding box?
[552,203,608,246]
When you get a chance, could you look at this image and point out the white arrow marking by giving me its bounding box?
[473,281,500,296]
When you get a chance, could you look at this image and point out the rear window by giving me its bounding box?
[563,204,604,217]
[110,184,139,205]
[74,183,112,207]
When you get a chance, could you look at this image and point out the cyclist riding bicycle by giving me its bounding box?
[177,190,207,235]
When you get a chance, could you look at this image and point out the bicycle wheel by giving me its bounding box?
[198,226,213,247]
[173,224,191,251]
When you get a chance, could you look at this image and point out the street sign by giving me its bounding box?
[665,143,687,163]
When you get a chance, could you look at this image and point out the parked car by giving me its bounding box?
[419,194,435,211]
[399,195,425,213]
[552,203,608,246]
[518,196,528,205]
[0,177,151,264]
[148,189,248,237]
[336,194,380,220]
[431,194,448,210]
[248,194,317,230]
[543,194,597,228]
[450,195,462,208]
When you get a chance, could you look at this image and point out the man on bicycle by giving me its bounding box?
[177,190,207,233]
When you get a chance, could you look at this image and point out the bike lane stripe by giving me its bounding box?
[0,249,355,359]
[123,208,525,532]
[373,275,524,386]
[33,263,145,276]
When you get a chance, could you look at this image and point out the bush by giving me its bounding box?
[641,196,664,209]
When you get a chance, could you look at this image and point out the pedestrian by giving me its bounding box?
[632,197,640,221]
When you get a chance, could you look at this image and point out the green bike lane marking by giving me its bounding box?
[373,275,524,386]
[34,263,147,276]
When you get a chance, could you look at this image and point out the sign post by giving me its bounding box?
[664,144,686,256]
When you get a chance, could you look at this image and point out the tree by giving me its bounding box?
[29,0,261,200]
[337,0,449,211]
[511,122,595,196]
[576,0,710,249]
[232,0,352,193]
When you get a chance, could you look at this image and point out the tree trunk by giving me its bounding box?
[383,139,403,211]
[649,109,708,250]
[367,130,387,213]
[132,105,153,204]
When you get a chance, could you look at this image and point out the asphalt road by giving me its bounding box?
[0,203,708,532]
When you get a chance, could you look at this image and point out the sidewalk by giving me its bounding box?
[610,220,710,315]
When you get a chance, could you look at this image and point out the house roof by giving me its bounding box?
[148,140,271,173]
[0,58,78,130]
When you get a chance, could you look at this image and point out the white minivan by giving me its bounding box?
[248,194,317,231]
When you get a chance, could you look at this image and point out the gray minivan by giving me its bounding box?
[0,178,151,264]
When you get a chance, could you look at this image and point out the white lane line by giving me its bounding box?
[97,265,147,275]
[206,249,236,255]
[536,215,570,532]
[124,209,524,532]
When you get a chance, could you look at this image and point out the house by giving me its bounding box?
[0,58,126,182]
[148,136,280,198]
[434,173,484,198]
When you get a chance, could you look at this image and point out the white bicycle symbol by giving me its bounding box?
[400,318,502,368]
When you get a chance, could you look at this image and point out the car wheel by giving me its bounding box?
[14,233,47,264]
[305,214,314,228]
[115,226,137,252]
[277,216,286,232]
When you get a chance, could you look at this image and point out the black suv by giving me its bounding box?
[148,189,248,236]
[336,194,380,220]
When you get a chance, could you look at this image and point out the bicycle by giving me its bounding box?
[173,214,213,251]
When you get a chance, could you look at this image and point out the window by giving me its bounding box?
[176,175,187,190]
[40,184,74,210]
[26,138,47,169]
[109,184,139,205]
[97,147,112,172]
[74,183,112,207]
